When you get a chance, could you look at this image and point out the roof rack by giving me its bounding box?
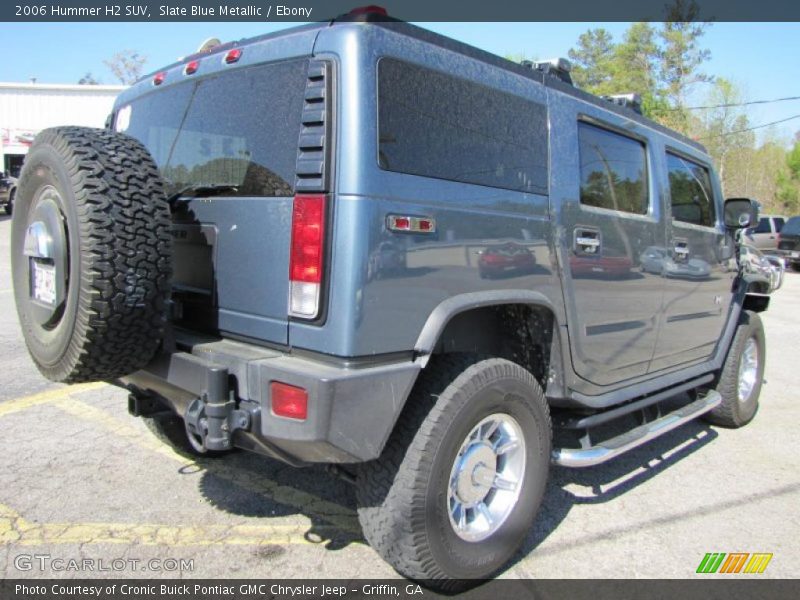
[602,93,643,115]
[520,58,573,85]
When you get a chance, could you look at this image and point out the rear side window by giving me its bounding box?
[578,122,649,214]
[667,153,717,227]
[377,58,548,194]
[753,218,772,234]
[774,217,785,232]
[118,59,308,197]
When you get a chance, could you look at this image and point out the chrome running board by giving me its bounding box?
[552,390,721,468]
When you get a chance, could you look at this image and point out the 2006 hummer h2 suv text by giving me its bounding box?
[11,10,780,587]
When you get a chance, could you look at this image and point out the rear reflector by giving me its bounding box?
[289,194,326,319]
[270,382,308,421]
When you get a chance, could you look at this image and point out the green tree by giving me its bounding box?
[777,140,800,213]
[568,28,615,93]
[658,0,712,132]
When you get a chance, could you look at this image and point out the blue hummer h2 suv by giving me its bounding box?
[11,9,780,588]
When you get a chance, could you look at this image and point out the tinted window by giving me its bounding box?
[754,217,771,234]
[782,216,800,235]
[774,217,785,232]
[378,58,548,194]
[667,153,716,227]
[578,123,648,214]
[118,60,308,197]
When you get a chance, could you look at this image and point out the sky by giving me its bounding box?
[1,21,798,142]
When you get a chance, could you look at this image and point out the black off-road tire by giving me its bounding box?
[355,355,551,589]
[704,310,765,428]
[11,127,172,383]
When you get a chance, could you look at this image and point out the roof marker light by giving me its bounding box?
[225,48,242,64]
[184,60,199,75]
[349,5,388,16]
[153,72,166,86]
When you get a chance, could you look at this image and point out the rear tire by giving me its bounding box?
[356,355,551,589]
[704,310,765,428]
[11,127,172,383]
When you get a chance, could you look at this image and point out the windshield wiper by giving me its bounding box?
[167,184,239,205]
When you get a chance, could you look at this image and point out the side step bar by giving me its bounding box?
[552,390,721,468]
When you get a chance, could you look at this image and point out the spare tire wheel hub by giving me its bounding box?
[23,185,68,326]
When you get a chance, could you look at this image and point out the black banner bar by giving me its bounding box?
[3,0,800,22]
[1,580,798,600]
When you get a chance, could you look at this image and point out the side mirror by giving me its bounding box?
[724,198,758,229]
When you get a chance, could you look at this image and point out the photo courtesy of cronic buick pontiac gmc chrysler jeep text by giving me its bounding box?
[9,9,782,589]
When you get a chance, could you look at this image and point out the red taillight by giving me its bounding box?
[225,48,242,64]
[153,72,166,85]
[289,194,326,318]
[270,382,308,421]
[184,60,199,75]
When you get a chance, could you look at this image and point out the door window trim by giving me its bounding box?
[664,146,721,232]
[576,116,655,221]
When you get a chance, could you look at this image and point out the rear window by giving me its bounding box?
[377,58,548,194]
[667,153,717,227]
[781,216,800,235]
[578,122,649,215]
[116,59,308,197]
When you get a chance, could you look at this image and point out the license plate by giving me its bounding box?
[792,252,799,258]
[32,262,56,305]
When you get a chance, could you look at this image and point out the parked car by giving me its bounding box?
[8,9,776,588]
[775,215,800,271]
[478,242,536,278]
[0,174,16,215]
[745,214,786,251]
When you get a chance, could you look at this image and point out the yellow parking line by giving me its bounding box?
[53,398,362,535]
[0,501,340,547]
[0,382,107,419]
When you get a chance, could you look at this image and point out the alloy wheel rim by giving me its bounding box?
[737,336,759,403]
[447,412,526,542]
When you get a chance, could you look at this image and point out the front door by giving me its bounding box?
[650,150,737,370]
[552,97,666,387]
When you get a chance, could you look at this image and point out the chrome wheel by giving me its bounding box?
[447,413,526,542]
[737,336,759,403]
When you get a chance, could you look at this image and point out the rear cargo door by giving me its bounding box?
[118,48,324,345]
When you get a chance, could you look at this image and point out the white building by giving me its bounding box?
[0,82,125,177]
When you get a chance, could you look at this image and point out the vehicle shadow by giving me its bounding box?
[194,448,364,552]
[511,416,719,568]
[192,397,721,568]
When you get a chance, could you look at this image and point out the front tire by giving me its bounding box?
[356,355,551,589]
[705,310,765,428]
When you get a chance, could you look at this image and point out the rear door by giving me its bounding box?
[650,151,737,370]
[552,97,666,386]
[118,53,317,345]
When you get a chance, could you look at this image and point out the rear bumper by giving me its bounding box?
[119,332,420,464]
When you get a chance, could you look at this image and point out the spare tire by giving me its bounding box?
[11,126,172,383]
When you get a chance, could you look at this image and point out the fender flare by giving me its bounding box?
[413,290,562,366]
